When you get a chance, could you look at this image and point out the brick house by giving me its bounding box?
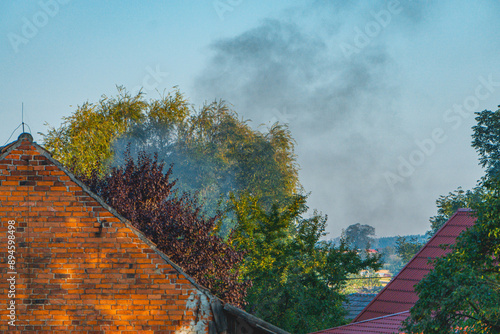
[0,133,288,334]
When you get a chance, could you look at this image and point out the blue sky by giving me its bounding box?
[1,0,499,237]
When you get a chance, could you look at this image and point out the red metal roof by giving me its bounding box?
[312,311,410,334]
[311,209,476,334]
[353,209,476,322]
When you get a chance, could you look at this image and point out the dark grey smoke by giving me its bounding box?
[194,1,425,237]
[193,1,499,237]
[196,16,396,132]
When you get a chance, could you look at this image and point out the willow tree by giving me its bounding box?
[43,87,300,216]
[42,87,149,177]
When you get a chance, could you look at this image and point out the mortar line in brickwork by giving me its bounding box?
[97,213,101,270]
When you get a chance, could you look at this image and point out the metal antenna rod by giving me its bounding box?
[22,103,25,133]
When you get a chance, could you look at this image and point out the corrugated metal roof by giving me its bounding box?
[343,294,377,320]
[353,209,476,322]
[310,209,476,334]
[312,311,410,334]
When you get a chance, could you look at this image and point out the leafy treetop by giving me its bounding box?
[344,223,376,250]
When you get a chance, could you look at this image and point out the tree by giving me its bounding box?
[378,245,405,275]
[427,186,482,237]
[43,87,300,218]
[472,107,500,174]
[44,87,384,331]
[344,223,376,250]
[403,107,500,333]
[230,194,382,333]
[117,99,299,216]
[395,236,423,263]
[82,150,249,306]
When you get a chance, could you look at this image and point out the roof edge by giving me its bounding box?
[224,304,291,334]
[1,132,33,155]
[0,137,24,160]
[311,311,410,334]
[1,136,217,299]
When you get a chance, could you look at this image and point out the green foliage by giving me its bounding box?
[427,186,482,237]
[44,87,386,332]
[344,223,376,250]
[472,107,500,172]
[167,101,298,215]
[231,193,382,334]
[378,245,405,275]
[395,236,424,263]
[42,87,146,177]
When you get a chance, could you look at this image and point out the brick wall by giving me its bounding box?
[0,135,214,333]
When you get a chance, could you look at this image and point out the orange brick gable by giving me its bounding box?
[0,134,215,333]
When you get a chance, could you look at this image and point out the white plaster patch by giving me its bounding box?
[176,290,211,334]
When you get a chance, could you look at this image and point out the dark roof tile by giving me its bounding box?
[343,294,377,320]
